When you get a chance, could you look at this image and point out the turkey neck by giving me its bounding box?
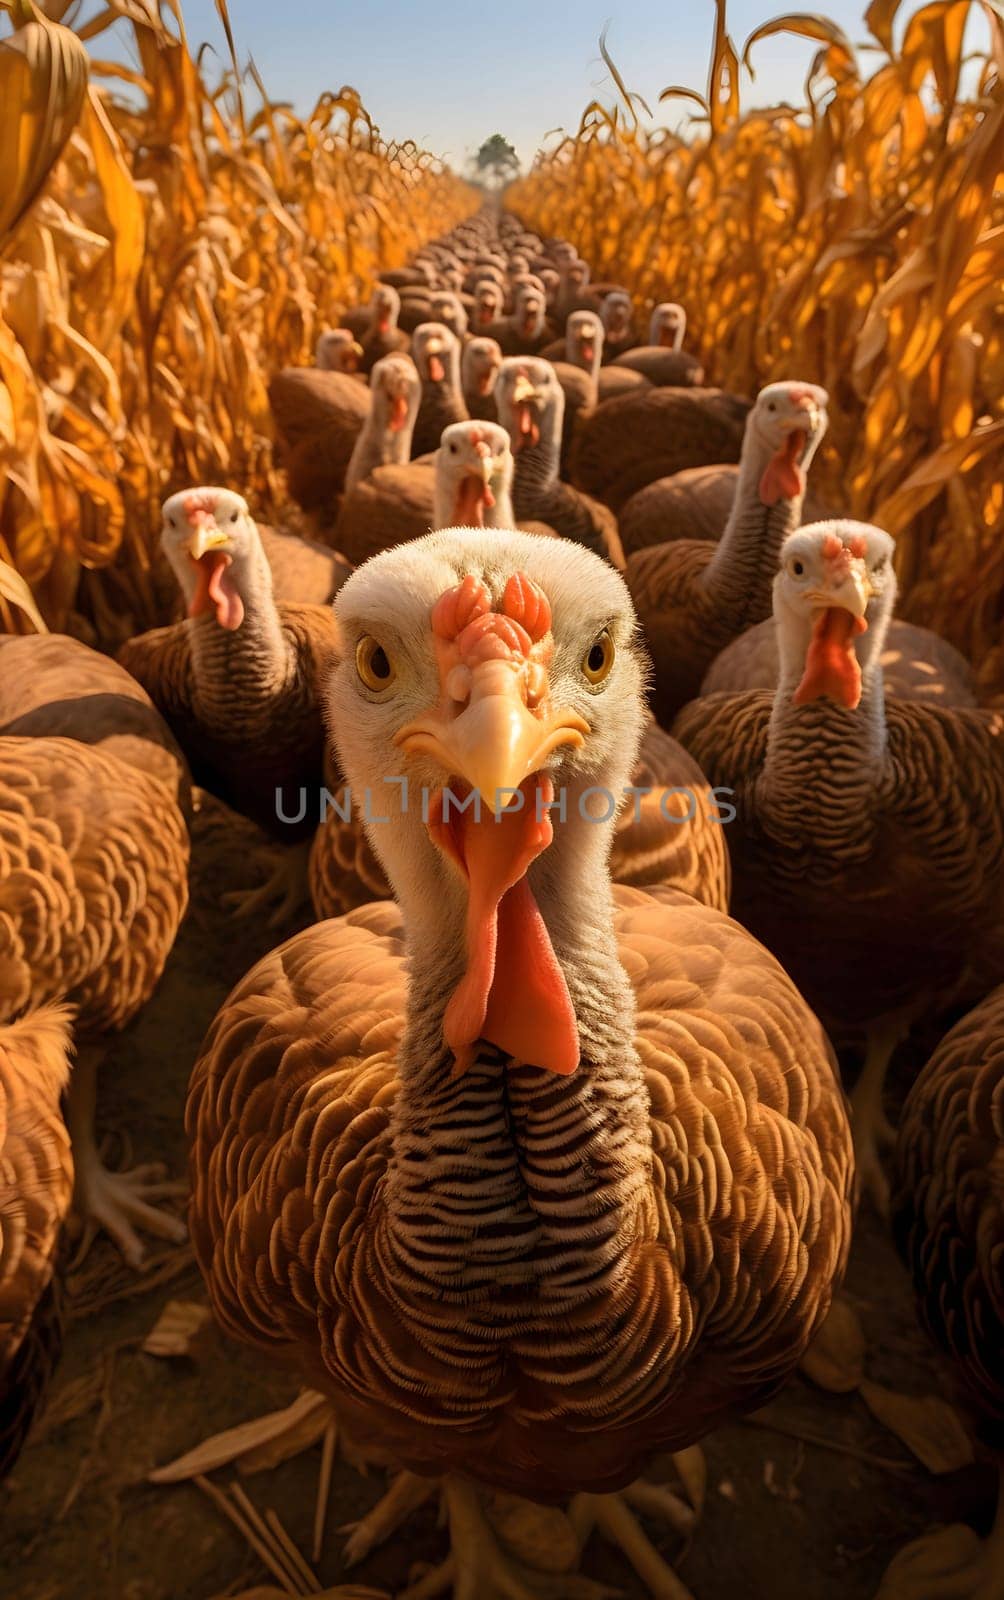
[188,557,295,733]
[380,814,653,1315]
[758,630,888,862]
[511,409,559,520]
[699,444,804,625]
[353,400,413,484]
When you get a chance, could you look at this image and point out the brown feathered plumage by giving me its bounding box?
[571,386,750,512]
[186,529,851,1573]
[0,633,190,817]
[119,600,337,840]
[0,1006,74,1478]
[893,984,1004,1448]
[268,368,370,519]
[875,986,1004,1595]
[611,347,704,387]
[619,462,835,557]
[334,461,435,568]
[627,381,829,725]
[258,524,353,608]
[189,885,850,1495]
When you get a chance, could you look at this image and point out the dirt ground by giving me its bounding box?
[1,798,996,1600]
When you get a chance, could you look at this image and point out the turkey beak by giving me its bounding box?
[188,521,229,560]
[808,561,872,619]
[396,658,589,814]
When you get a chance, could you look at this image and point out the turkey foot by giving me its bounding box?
[850,1014,906,1216]
[397,1475,619,1600]
[221,836,312,929]
[570,1469,699,1600]
[874,1471,1004,1599]
[66,1050,186,1269]
[340,1469,439,1566]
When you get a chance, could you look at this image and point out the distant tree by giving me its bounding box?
[474,134,520,188]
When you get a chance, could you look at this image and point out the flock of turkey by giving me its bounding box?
[1,205,1002,1600]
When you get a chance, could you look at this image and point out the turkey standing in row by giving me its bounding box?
[119,488,340,922]
[344,354,421,496]
[411,324,469,457]
[673,521,1004,1209]
[628,380,829,725]
[184,527,852,1599]
[495,358,624,567]
[433,422,515,530]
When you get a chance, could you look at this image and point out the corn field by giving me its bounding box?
[0,0,475,636]
[2,1,1003,690]
[511,0,1004,690]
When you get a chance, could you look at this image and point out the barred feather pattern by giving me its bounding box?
[0,739,189,1035]
[627,490,805,727]
[188,887,851,1497]
[0,1006,75,1478]
[672,685,1004,1027]
[893,984,1004,1450]
[118,602,339,838]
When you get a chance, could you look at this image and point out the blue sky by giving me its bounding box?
[96,1,989,170]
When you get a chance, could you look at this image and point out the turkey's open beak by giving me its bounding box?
[400,650,584,1078]
[395,657,588,814]
[794,561,872,709]
[187,521,229,560]
[510,373,541,451]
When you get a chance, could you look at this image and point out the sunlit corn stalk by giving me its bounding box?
[0,0,475,638]
[512,0,1004,687]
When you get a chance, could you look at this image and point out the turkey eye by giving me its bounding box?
[356,636,395,690]
[767,401,777,412]
[583,629,615,685]
[791,559,805,577]
[449,442,458,453]
[230,512,239,523]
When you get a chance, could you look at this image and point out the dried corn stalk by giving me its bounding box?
[512,0,1004,683]
[0,0,475,635]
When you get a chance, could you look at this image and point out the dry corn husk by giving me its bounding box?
[0,1,88,242]
[0,0,474,633]
[512,0,1004,682]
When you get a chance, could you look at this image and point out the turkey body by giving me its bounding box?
[0,1006,74,1478]
[0,633,190,815]
[187,526,851,1515]
[119,602,337,842]
[893,984,1004,1447]
[0,737,190,1033]
[188,888,850,1497]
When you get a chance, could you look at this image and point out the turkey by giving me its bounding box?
[628,380,828,725]
[344,353,421,495]
[673,520,1004,1210]
[411,324,469,457]
[495,358,624,568]
[0,1006,74,1475]
[184,526,851,1599]
[433,421,515,530]
[877,985,1004,1600]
